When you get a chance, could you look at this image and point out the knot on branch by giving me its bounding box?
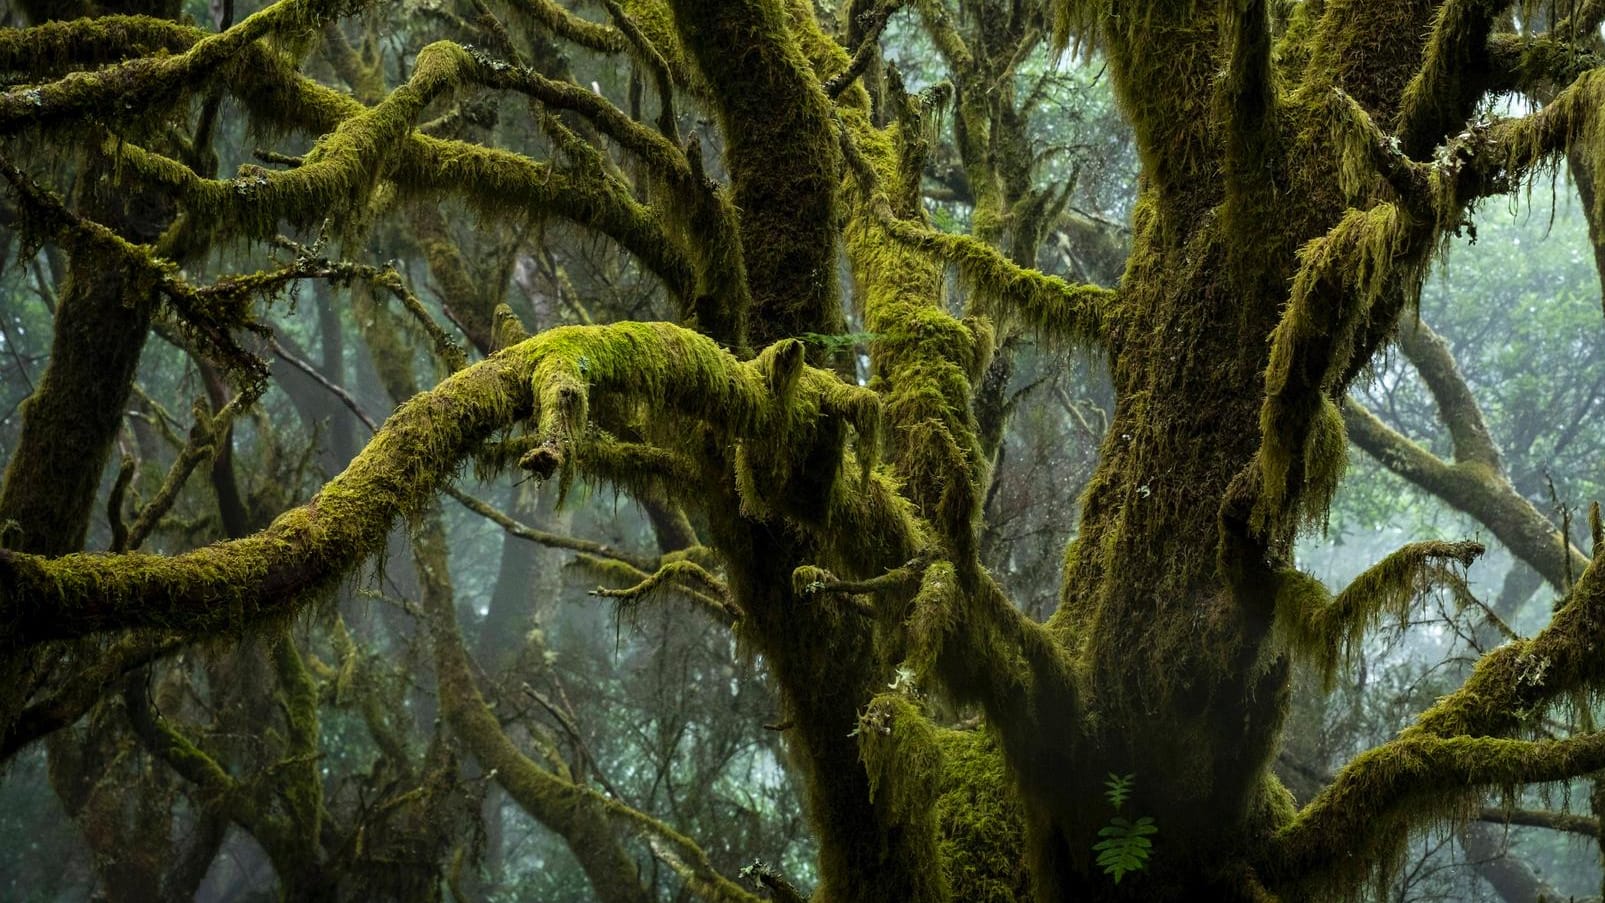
[517,440,566,481]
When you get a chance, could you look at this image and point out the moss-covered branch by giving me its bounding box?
[1393,0,1511,158]
[667,0,844,345]
[0,154,262,379]
[5,21,700,308]
[1269,545,1605,889]
[589,556,733,614]
[841,128,1113,350]
[0,15,712,317]
[1256,202,1432,530]
[1483,32,1603,97]
[0,15,196,75]
[1219,0,1281,211]
[499,0,630,55]
[1344,398,1587,589]
[1272,730,1605,891]
[1272,540,1483,689]
[0,323,877,648]
[460,47,749,339]
[0,0,357,136]
[1453,68,1605,218]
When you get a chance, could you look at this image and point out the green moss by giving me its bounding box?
[0,0,358,136]
[668,0,844,347]
[934,728,1031,902]
[1257,202,1425,531]
[504,0,629,55]
[854,694,952,902]
[1272,730,1605,896]
[1271,540,1482,688]
[0,322,886,646]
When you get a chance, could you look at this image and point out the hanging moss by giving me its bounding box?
[1271,540,1484,688]
[0,0,361,136]
[1257,201,1428,530]
[1272,730,1605,896]
[854,694,953,902]
[503,0,630,55]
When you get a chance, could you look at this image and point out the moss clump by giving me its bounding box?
[854,694,952,902]
[934,728,1031,903]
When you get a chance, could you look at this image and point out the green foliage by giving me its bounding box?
[1102,772,1134,808]
[1093,773,1157,884]
[799,331,878,355]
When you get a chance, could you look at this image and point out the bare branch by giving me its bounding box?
[1344,399,1588,590]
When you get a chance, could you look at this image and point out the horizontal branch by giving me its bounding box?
[1270,545,1605,887]
[856,182,1114,350]
[1273,540,1483,688]
[1479,805,1600,837]
[0,323,878,648]
[448,486,655,571]
[501,0,629,54]
[0,0,353,136]
[10,24,698,307]
[1274,730,1605,887]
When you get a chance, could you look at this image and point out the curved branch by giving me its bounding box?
[0,20,704,311]
[1484,32,1603,96]
[1393,0,1509,158]
[1271,546,1605,891]
[0,0,353,136]
[1344,398,1587,589]
[448,486,655,571]
[842,128,1114,349]
[500,0,630,54]
[1257,202,1430,529]
[0,323,877,648]
[1273,540,1484,688]
[1276,729,1605,887]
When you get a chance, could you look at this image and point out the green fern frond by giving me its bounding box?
[1103,772,1135,809]
[1096,774,1156,883]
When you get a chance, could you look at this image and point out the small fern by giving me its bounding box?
[1093,773,1157,884]
[1103,773,1135,808]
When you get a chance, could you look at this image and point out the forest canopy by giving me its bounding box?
[4,0,1605,900]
